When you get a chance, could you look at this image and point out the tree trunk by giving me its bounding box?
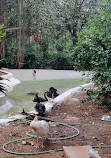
[35,38,40,52]
[17,0,25,69]
[0,37,6,59]
[21,0,25,68]
[17,28,22,69]
[66,23,78,46]
[72,28,78,46]
[0,0,5,59]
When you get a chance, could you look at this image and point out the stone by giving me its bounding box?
[63,145,99,158]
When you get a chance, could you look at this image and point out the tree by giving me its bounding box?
[73,0,111,105]
[0,0,27,69]
[0,27,6,42]
[0,26,6,61]
[46,0,100,46]
[0,0,104,69]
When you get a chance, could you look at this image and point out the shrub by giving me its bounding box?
[47,52,73,70]
[73,2,111,105]
[24,44,37,69]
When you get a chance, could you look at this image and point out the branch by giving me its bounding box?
[67,24,72,35]
[75,0,78,6]
[79,0,85,11]
[5,27,22,32]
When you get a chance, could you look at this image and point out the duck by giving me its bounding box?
[30,115,49,148]
[45,87,59,99]
[34,102,46,117]
[33,92,48,103]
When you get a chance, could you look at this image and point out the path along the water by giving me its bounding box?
[8,69,91,81]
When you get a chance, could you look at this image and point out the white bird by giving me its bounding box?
[30,115,49,148]
[88,149,101,158]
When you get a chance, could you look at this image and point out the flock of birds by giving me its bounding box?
[33,87,59,117]
[29,87,101,157]
[29,87,59,148]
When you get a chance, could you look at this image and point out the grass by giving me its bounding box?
[0,78,89,118]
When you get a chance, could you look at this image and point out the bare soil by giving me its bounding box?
[0,90,111,158]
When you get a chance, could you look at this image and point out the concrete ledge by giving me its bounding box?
[0,100,14,115]
[0,69,21,92]
[63,146,101,158]
[0,70,21,116]
[1,70,13,80]
[0,92,6,106]
[45,83,93,112]
[53,83,93,106]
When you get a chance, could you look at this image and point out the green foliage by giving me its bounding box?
[1,0,103,69]
[0,27,6,42]
[73,41,92,71]
[7,15,17,28]
[47,51,74,70]
[1,40,17,68]
[1,57,17,68]
[73,1,111,105]
[24,44,37,69]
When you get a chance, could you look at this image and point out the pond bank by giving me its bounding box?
[0,69,21,92]
[0,82,93,125]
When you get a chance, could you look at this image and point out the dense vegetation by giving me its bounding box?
[0,0,111,105]
[73,1,111,105]
[0,0,102,69]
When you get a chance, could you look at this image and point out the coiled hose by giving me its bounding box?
[2,121,80,155]
[2,120,111,155]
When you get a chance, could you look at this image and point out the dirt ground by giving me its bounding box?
[0,90,111,158]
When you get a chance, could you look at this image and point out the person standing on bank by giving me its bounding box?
[33,69,36,80]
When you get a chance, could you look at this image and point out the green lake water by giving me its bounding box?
[0,78,89,118]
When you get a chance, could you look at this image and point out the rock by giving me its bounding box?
[27,91,38,95]
[93,137,98,140]
[22,141,27,145]
[30,141,34,146]
[85,112,89,116]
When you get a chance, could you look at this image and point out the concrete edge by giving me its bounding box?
[0,69,21,92]
[0,82,93,126]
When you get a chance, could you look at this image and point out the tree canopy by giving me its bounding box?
[0,0,110,105]
[73,0,111,105]
[0,0,102,69]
